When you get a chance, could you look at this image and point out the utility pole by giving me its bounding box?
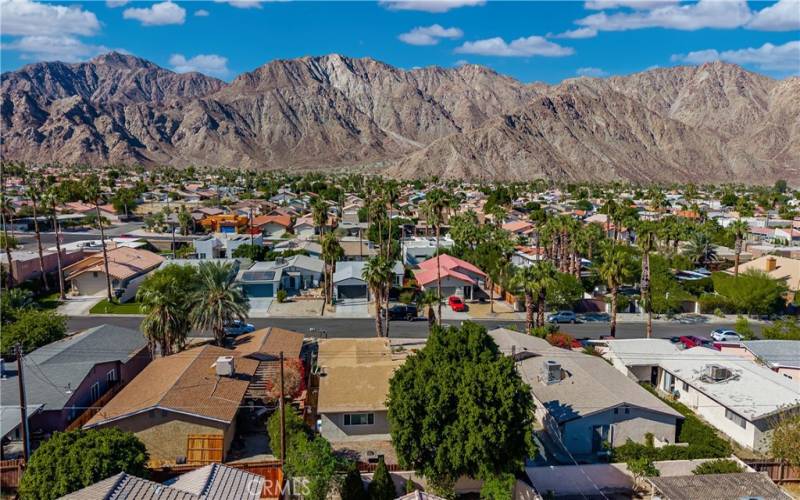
[249,207,254,248]
[279,351,286,465]
[16,344,30,461]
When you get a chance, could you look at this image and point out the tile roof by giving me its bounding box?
[64,247,164,281]
[647,473,791,500]
[417,254,485,277]
[85,345,258,427]
[252,215,291,228]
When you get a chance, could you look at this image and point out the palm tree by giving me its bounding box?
[312,198,327,237]
[424,189,448,324]
[138,268,191,356]
[513,261,558,334]
[636,221,658,339]
[177,205,192,236]
[363,255,392,337]
[729,219,749,277]
[189,261,249,346]
[321,232,344,306]
[0,193,16,287]
[42,188,66,300]
[596,243,635,337]
[27,176,49,290]
[684,231,717,268]
[416,289,439,333]
[83,175,113,301]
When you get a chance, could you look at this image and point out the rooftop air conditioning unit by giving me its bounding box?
[707,364,731,381]
[542,360,562,385]
[215,356,235,377]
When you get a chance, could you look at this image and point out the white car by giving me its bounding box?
[710,328,741,342]
[224,320,256,337]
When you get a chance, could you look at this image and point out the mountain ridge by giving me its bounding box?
[2,52,797,184]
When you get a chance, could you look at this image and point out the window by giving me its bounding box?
[106,369,117,383]
[92,271,99,278]
[624,407,630,415]
[725,409,747,428]
[344,413,374,426]
[614,408,619,415]
[663,372,675,392]
[682,381,689,391]
[90,382,100,402]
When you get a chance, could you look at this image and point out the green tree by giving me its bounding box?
[82,175,113,301]
[285,435,341,500]
[545,272,583,312]
[387,322,534,495]
[416,289,439,333]
[189,261,249,345]
[513,262,558,334]
[111,187,138,218]
[137,264,198,356]
[266,408,309,460]
[770,414,800,466]
[480,473,516,500]
[340,463,368,500]
[711,270,787,315]
[231,243,267,261]
[596,243,636,337]
[762,318,800,340]
[692,459,744,475]
[363,255,393,337]
[1,309,66,357]
[637,221,659,338]
[368,456,397,500]
[734,316,755,340]
[321,232,344,306]
[684,232,717,268]
[19,428,148,499]
[627,457,660,484]
[728,220,749,277]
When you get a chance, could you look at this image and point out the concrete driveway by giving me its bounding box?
[248,298,273,318]
[57,293,105,316]
[331,298,370,318]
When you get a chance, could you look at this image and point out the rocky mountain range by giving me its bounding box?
[2,52,798,184]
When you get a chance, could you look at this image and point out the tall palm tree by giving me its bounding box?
[513,261,558,334]
[83,175,113,301]
[684,231,718,268]
[0,193,16,288]
[189,261,249,346]
[42,188,66,300]
[27,176,49,290]
[416,289,439,333]
[636,221,658,339]
[729,219,749,277]
[321,232,343,306]
[138,268,191,356]
[363,255,392,337]
[312,198,327,237]
[596,243,635,337]
[424,189,448,324]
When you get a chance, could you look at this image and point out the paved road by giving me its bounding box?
[68,315,761,340]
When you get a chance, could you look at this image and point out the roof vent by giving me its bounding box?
[707,364,731,382]
[541,360,562,385]
[215,356,235,377]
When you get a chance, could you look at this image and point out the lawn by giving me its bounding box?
[90,299,144,315]
[36,291,62,310]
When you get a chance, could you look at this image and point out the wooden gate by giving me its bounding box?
[186,434,224,465]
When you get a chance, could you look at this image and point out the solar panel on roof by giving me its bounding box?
[242,271,275,281]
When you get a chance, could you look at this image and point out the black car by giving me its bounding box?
[388,305,419,321]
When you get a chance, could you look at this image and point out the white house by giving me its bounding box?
[193,233,263,259]
[401,236,455,266]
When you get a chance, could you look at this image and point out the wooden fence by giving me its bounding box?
[186,434,224,465]
[745,461,800,483]
[65,382,122,431]
[0,459,25,492]
[357,461,402,473]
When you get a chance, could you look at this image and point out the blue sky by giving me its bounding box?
[1,0,798,82]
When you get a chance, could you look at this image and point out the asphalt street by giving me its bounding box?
[67,316,762,340]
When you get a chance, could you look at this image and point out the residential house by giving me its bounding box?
[252,214,293,238]
[236,255,324,298]
[489,329,683,458]
[200,214,249,234]
[401,236,455,266]
[339,237,378,261]
[718,340,800,386]
[231,327,306,404]
[63,246,164,301]
[0,325,151,456]
[271,239,322,259]
[60,463,268,499]
[332,261,404,300]
[316,338,404,463]
[84,345,259,465]
[0,249,84,284]
[726,255,800,301]
[294,215,317,239]
[502,220,535,239]
[413,254,486,300]
[269,188,297,205]
[193,233,263,259]
[609,342,800,452]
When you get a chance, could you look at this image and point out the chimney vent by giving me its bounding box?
[765,256,777,272]
[707,364,731,382]
[215,356,235,377]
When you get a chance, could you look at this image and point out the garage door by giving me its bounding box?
[337,285,367,299]
[244,284,273,297]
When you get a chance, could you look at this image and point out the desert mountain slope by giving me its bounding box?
[1,53,797,183]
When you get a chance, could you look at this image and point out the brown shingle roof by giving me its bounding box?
[85,345,258,427]
[231,327,304,361]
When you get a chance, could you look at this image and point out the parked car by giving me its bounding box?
[388,304,419,321]
[679,335,718,350]
[579,312,610,323]
[448,296,466,312]
[224,320,255,337]
[710,328,742,342]
[547,311,579,324]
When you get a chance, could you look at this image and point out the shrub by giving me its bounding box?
[276,289,288,303]
[546,332,576,350]
[1,309,67,357]
[340,463,368,500]
[734,316,755,340]
[399,290,416,304]
[368,456,397,500]
[693,459,743,475]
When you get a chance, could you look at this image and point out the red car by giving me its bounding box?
[448,296,466,312]
[679,335,718,350]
